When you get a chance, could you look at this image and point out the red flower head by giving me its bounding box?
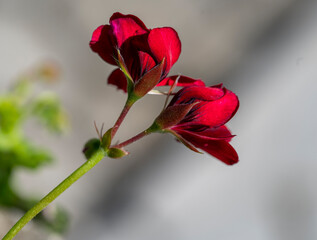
[90,12,204,94]
[153,84,239,165]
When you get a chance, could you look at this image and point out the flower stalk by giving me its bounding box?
[2,148,106,240]
[112,130,150,149]
[111,99,133,138]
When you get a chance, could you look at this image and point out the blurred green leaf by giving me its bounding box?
[0,63,69,234]
[0,97,22,133]
[31,92,69,133]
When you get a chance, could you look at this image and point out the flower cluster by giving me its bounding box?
[1,12,241,240]
[90,12,239,165]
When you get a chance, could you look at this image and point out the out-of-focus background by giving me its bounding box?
[1,0,317,239]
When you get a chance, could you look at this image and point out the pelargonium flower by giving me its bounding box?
[152,84,239,165]
[90,12,204,94]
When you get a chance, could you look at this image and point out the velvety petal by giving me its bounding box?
[169,86,225,107]
[186,88,239,127]
[177,130,238,165]
[157,75,205,87]
[119,35,151,81]
[110,12,147,31]
[166,129,201,153]
[172,125,234,142]
[110,13,148,48]
[108,68,128,92]
[138,51,156,77]
[90,25,117,65]
[200,126,235,142]
[147,27,181,75]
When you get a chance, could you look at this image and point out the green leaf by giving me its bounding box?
[31,92,69,133]
[0,98,22,133]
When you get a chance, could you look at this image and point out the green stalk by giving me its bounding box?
[2,148,106,240]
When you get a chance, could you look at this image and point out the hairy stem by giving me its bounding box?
[2,148,106,240]
[111,100,133,138]
[112,130,150,149]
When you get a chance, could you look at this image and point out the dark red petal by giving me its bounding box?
[90,25,117,65]
[119,34,151,81]
[147,27,181,74]
[169,86,225,106]
[108,68,128,92]
[200,140,238,165]
[110,12,147,31]
[157,75,205,87]
[110,13,148,48]
[171,125,234,142]
[177,130,238,165]
[138,51,156,77]
[166,129,201,153]
[190,88,239,127]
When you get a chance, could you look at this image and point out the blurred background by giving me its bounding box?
[1,0,317,239]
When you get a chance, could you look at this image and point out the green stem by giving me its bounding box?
[2,148,106,240]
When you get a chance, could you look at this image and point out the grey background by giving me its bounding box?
[1,0,317,239]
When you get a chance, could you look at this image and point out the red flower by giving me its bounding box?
[90,12,204,93]
[153,84,239,165]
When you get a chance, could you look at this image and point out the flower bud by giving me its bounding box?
[82,138,100,160]
[153,103,197,130]
[133,59,165,98]
[107,147,128,159]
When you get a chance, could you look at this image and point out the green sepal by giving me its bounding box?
[101,128,112,150]
[82,138,101,160]
[116,49,133,84]
[107,147,128,159]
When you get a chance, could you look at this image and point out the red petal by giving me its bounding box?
[177,130,239,165]
[138,51,156,77]
[110,12,147,31]
[157,75,205,87]
[147,27,181,75]
[172,125,234,142]
[119,35,151,81]
[166,129,201,153]
[108,68,128,92]
[191,88,239,127]
[90,25,117,65]
[110,13,148,48]
[169,86,225,106]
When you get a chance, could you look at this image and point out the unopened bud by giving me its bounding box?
[107,147,128,159]
[133,58,165,98]
[153,103,197,130]
[82,138,100,160]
